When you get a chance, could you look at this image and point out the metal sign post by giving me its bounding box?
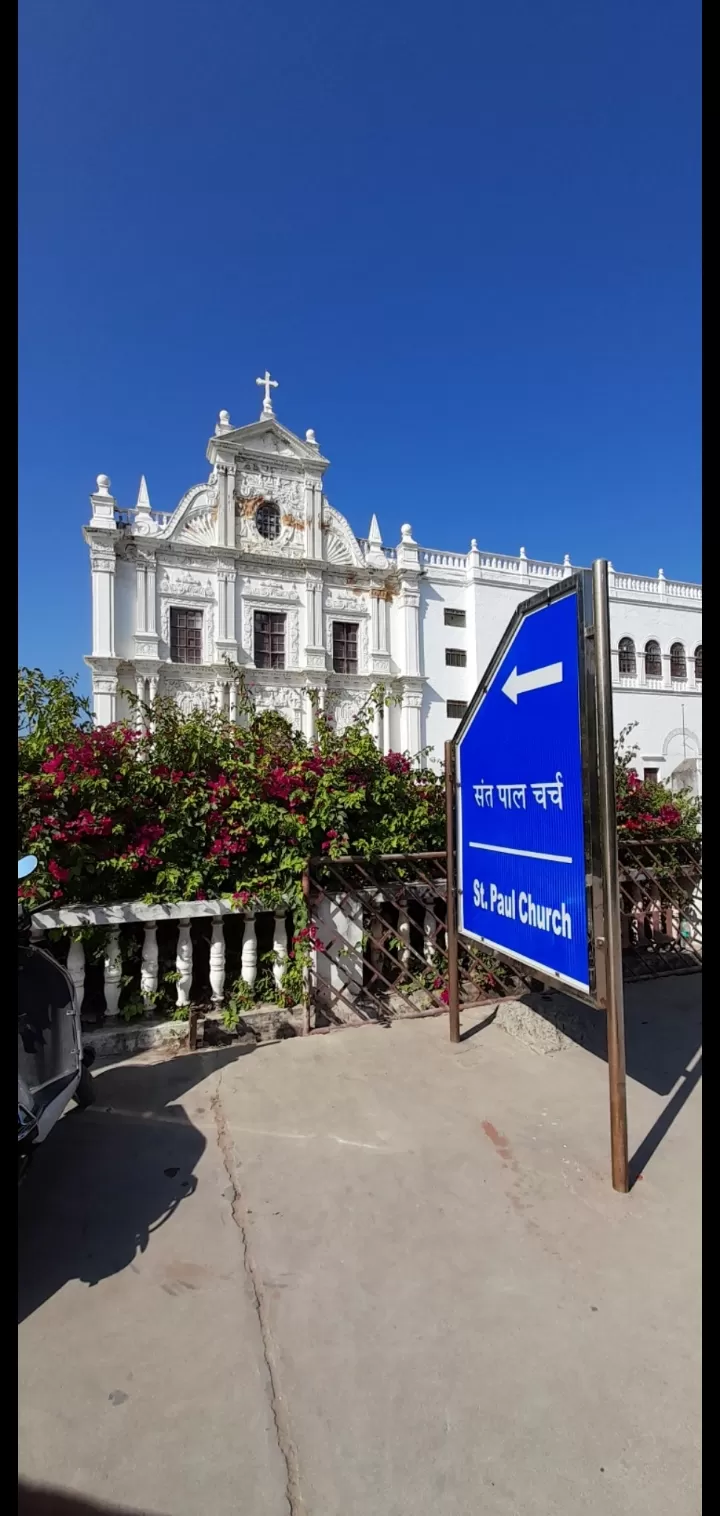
[449,560,629,1192]
[592,559,629,1192]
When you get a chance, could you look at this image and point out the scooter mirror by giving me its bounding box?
[18,856,38,880]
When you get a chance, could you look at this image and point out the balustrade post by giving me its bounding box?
[397,905,412,969]
[141,923,159,1011]
[104,928,122,1018]
[241,914,258,988]
[66,938,86,1012]
[209,920,226,1003]
[176,921,193,1007]
[423,905,438,964]
[273,910,288,992]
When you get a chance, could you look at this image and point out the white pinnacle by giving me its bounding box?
[136,475,151,512]
[367,513,383,545]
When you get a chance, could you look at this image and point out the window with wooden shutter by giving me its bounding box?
[332,621,359,675]
[254,611,286,669]
[170,607,203,664]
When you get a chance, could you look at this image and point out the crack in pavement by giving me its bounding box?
[211,1072,305,1516]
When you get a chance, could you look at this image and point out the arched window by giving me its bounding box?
[670,642,687,681]
[618,637,636,676]
[694,645,702,682]
[255,500,281,540]
[644,640,662,679]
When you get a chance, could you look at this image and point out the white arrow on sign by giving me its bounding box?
[502,661,563,704]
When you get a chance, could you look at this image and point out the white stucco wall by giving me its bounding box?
[84,405,701,795]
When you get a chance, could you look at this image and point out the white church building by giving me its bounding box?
[84,374,702,791]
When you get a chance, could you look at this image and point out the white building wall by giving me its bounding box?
[83,401,701,795]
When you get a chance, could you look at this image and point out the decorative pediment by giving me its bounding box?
[207,418,328,469]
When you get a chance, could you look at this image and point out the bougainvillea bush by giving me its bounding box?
[18,668,445,911]
[614,723,701,847]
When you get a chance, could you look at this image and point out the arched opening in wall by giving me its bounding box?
[255,500,281,540]
[618,637,636,675]
[670,642,687,681]
[644,639,662,679]
[695,644,702,682]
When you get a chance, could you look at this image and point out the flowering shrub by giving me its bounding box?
[615,724,701,847]
[18,668,445,910]
[18,676,700,917]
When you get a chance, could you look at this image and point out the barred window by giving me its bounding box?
[254,610,286,669]
[644,640,662,679]
[332,621,359,675]
[695,644,702,682]
[447,700,468,720]
[618,637,636,676]
[670,642,687,681]
[170,607,203,664]
[256,501,281,540]
[444,608,466,627]
[445,648,467,667]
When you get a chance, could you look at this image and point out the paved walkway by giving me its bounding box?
[19,977,701,1516]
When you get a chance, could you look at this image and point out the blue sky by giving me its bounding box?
[19,0,701,689]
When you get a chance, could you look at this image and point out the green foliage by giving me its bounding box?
[18,667,445,912]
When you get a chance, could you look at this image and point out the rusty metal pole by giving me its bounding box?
[301,864,312,1035]
[445,740,460,1042]
[593,559,629,1193]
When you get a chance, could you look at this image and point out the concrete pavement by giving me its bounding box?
[19,976,701,1516]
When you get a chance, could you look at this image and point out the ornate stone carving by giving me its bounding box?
[238,467,303,507]
[322,501,365,567]
[90,544,117,572]
[158,569,214,597]
[327,688,368,733]
[243,578,300,602]
[324,588,368,612]
[180,513,217,545]
[166,680,214,715]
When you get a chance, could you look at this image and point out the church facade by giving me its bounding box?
[84,376,702,791]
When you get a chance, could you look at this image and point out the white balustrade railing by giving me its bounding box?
[31,897,292,1021]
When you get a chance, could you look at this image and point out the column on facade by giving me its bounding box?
[401,693,422,757]
[304,571,326,668]
[215,462,237,548]
[304,475,323,561]
[91,543,117,658]
[370,588,390,658]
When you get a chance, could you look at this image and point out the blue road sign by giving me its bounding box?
[456,584,592,994]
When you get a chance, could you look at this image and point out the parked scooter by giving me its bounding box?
[18,856,95,1184]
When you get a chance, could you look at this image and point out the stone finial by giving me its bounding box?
[215,409,233,436]
[305,428,318,446]
[400,523,416,544]
[658,568,665,580]
[470,537,478,551]
[562,553,572,578]
[519,545,527,560]
[135,475,151,513]
[96,474,111,495]
[368,513,383,545]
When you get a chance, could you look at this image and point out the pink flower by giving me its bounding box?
[48,859,70,883]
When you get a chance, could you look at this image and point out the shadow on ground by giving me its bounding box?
[18,1045,251,1324]
[461,972,702,1185]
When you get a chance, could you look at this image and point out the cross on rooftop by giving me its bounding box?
[256,370,279,416]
